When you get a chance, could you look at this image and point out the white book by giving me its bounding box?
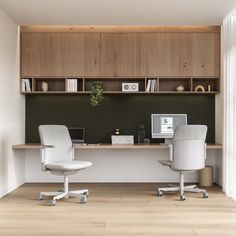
[151,79,156,92]
[67,79,73,92]
[66,79,69,91]
[25,79,31,92]
[74,79,77,92]
[21,79,26,92]
[146,79,151,92]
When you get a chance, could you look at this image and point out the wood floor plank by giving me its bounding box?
[0,183,236,236]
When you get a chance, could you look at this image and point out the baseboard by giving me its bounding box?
[25,176,198,183]
[0,179,25,198]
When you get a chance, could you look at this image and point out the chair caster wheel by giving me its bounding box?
[83,191,89,197]
[57,189,64,192]
[157,190,163,197]
[180,195,186,201]
[80,195,87,204]
[38,194,43,201]
[48,200,56,206]
[203,192,208,198]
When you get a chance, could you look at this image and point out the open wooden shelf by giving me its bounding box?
[20,77,220,95]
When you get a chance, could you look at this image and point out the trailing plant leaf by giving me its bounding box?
[90,82,104,107]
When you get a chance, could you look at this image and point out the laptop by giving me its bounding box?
[68,128,85,143]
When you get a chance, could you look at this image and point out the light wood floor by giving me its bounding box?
[1,183,236,236]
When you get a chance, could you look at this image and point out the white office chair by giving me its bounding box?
[38,125,92,206]
[157,125,208,201]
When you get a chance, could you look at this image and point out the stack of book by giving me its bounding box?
[146,79,158,92]
[21,79,31,92]
[67,79,78,92]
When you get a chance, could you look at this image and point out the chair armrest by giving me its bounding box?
[168,144,173,162]
[41,144,55,149]
[72,145,75,160]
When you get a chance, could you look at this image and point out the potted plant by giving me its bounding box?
[90,81,104,107]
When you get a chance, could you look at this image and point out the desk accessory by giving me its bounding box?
[122,83,139,92]
[111,135,134,144]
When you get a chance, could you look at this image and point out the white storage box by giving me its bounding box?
[111,135,134,144]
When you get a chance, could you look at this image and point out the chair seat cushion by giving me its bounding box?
[159,160,171,167]
[46,161,92,171]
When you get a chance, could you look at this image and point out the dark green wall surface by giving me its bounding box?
[26,95,215,143]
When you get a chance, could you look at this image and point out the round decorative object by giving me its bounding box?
[194,85,205,92]
[176,85,184,92]
[41,82,48,92]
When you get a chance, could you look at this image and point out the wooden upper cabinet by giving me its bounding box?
[140,33,180,76]
[180,34,193,76]
[21,34,41,77]
[60,34,100,76]
[84,34,101,76]
[60,34,84,76]
[21,31,220,78]
[101,34,140,76]
[192,33,220,77]
[180,33,220,76]
[21,34,60,77]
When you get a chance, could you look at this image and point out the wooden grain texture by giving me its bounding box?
[140,33,180,76]
[101,34,140,76]
[39,34,61,76]
[21,34,61,77]
[192,33,220,77]
[20,25,221,33]
[84,34,101,76]
[60,34,85,76]
[21,34,41,76]
[12,143,223,150]
[0,183,235,236]
[180,33,193,76]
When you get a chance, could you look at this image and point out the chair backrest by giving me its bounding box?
[172,125,207,171]
[38,125,73,170]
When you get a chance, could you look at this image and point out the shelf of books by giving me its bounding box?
[20,77,219,95]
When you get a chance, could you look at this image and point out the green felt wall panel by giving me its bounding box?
[26,95,215,143]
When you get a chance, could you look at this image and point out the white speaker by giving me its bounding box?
[122,83,139,92]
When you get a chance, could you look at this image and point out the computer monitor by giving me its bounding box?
[151,114,187,143]
[68,128,85,143]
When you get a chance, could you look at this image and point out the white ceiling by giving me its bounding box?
[0,0,236,25]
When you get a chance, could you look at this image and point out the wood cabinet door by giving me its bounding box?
[84,34,101,76]
[180,34,193,76]
[39,34,60,76]
[192,33,220,76]
[21,34,60,77]
[21,34,41,77]
[60,34,84,76]
[101,34,140,76]
[140,33,180,76]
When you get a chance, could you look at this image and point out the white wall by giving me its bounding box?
[0,8,25,198]
[25,149,220,184]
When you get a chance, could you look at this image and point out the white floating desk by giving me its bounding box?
[13,143,222,184]
[12,143,222,150]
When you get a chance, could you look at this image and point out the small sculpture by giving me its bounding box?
[176,85,184,92]
[194,85,205,92]
[41,82,48,92]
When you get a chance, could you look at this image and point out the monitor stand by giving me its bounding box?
[164,138,173,144]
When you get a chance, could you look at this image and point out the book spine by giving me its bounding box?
[146,79,151,92]
[21,79,26,92]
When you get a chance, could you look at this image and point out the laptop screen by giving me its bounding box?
[68,128,85,143]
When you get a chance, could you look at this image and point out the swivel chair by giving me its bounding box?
[157,125,208,201]
[38,125,92,206]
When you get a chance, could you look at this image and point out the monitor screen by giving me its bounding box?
[68,128,85,143]
[151,114,187,139]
